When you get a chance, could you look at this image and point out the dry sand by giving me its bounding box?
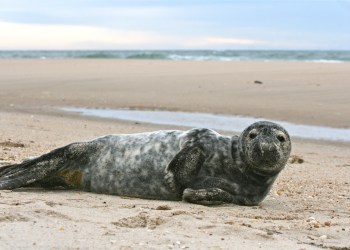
[0,60,349,249]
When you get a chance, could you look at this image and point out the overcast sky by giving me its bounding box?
[0,0,349,50]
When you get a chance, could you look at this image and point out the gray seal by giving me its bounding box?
[0,121,291,206]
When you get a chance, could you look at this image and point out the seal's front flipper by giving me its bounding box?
[0,142,93,190]
[183,188,233,205]
[184,176,267,206]
[165,146,206,190]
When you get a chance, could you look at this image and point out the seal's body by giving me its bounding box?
[0,121,291,206]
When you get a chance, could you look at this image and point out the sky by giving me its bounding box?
[0,0,349,50]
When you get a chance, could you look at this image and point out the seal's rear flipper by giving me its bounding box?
[0,145,69,189]
[0,142,93,190]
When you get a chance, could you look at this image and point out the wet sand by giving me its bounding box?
[0,60,349,249]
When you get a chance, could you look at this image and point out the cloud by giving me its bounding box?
[184,37,258,48]
[0,21,260,49]
[204,37,257,45]
[0,21,154,49]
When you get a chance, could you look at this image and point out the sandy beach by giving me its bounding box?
[0,59,349,249]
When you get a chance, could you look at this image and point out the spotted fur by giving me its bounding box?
[0,121,291,206]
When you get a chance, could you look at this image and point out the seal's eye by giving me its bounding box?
[249,131,258,139]
[277,134,286,142]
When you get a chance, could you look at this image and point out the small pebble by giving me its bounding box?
[307,217,316,221]
[324,221,331,226]
[155,205,171,210]
[319,235,327,240]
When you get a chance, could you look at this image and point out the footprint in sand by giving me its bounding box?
[112,212,166,229]
[0,213,30,222]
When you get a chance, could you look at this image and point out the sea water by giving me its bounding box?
[1,50,350,62]
[62,108,350,142]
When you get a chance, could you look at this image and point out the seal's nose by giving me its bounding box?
[253,139,279,163]
[260,142,271,155]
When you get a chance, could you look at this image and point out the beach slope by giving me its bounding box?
[0,60,349,249]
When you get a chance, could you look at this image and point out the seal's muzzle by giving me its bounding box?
[239,121,291,176]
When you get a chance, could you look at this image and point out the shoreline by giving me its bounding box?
[2,58,350,63]
[2,107,350,149]
[4,103,350,148]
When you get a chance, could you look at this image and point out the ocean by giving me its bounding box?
[0,50,349,62]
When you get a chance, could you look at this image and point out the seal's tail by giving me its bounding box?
[0,142,94,190]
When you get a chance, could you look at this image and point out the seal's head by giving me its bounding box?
[238,121,291,176]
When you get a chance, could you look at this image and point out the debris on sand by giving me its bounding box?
[289,155,304,164]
